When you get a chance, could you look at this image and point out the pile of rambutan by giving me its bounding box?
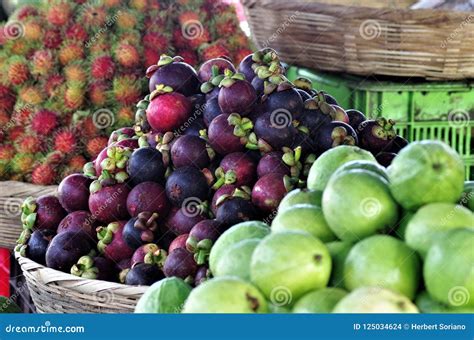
[0,0,252,185]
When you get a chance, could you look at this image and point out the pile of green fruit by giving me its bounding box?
[136,140,473,313]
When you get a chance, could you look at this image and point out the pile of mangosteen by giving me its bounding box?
[15,48,408,287]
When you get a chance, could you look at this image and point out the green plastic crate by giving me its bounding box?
[287,67,474,180]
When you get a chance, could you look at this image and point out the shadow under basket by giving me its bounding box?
[0,181,58,250]
[15,252,147,313]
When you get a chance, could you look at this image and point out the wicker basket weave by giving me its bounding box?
[243,0,474,79]
[0,181,57,250]
[15,252,147,313]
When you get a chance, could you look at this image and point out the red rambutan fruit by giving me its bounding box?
[31,109,58,135]
[114,43,140,68]
[0,85,16,112]
[54,129,77,154]
[31,163,57,185]
[91,55,115,80]
[86,136,108,158]
[66,23,88,42]
[46,2,72,26]
[43,28,63,49]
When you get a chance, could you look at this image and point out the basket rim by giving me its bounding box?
[242,0,474,21]
[14,251,149,294]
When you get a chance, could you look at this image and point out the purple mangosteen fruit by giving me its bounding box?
[313,121,358,153]
[207,113,256,155]
[257,151,290,178]
[357,117,397,154]
[125,263,164,286]
[186,219,222,265]
[164,206,207,236]
[146,55,200,97]
[299,98,333,137]
[163,248,198,282]
[71,255,118,282]
[93,145,132,182]
[123,212,160,250]
[169,233,190,253]
[216,197,258,228]
[165,166,210,206]
[146,86,192,133]
[24,229,55,265]
[321,91,339,106]
[345,109,367,131]
[97,221,134,262]
[128,147,166,186]
[126,181,169,218]
[254,111,296,151]
[20,195,66,232]
[198,58,235,82]
[252,173,288,214]
[387,135,409,153]
[89,183,130,224]
[171,135,213,169]
[376,152,397,167]
[218,70,257,115]
[58,174,92,212]
[57,211,99,241]
[214,152,256,188]
[203,97,223,127]
[264,82,304,119]
[45,231,93,272]
[251,76,265,97]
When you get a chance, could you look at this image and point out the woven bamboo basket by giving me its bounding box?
[15,252,147,313]
[243,0,474,79]
[0,181,57,250]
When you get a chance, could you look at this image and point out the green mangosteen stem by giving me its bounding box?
[294,77,313,91]
[224,170,237,185]
[186,235,198,252]
[211,75,225,86]
[89,180,102,194]
[257,138,273,153]
[138,136,149,148]
[232,188,251,200]
[136,99,149,110]
[21,197,36,215]
[83,162,96,178]
[150,84,174,100]
[17,229,31,246]
[200,82,214,94]
[119,269,129,284]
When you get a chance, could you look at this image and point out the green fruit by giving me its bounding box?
[322,169,399,241]
[272,204,336,242]
[213,238,260,281]
[250,231,331,306]
[416,291,474,314]
[424,228,474,308]
[326,241,353,288]
[0,296,21,313]
[307,145,376,191]
[135,277,192,313]
[334,159,389,182]
[182,277,268,313]
[394,210,414,240]
[460,181,474,211]
[344,235,420,299]
[388,140,464,211]
[293,288,347,313]
[278,189,322,211]
[405,203,474,258]
[209,221,269,275]
[333,287,419,313]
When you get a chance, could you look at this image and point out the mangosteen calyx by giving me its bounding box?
[155,131,174,167]
[227,113,258,150]
[20,196,37,230]
[201,66,226,94]
[149,84,174,101]
[212,167,238,190]
[97,222,120,253]
[282,146,303,178]
[145,55,183,78]
[134,211,160,243]
[218,69,246,88]
[293,77,313,92]
[83,162,97,179]
[70,255,99,279]
[144,248,167,268]
[186,237,213,265]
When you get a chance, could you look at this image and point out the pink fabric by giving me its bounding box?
[0,248,10,297]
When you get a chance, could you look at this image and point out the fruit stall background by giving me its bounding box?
[0,0,472,315]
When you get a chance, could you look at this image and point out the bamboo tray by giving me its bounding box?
[243,0,474,79]
[15,252,147,313]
